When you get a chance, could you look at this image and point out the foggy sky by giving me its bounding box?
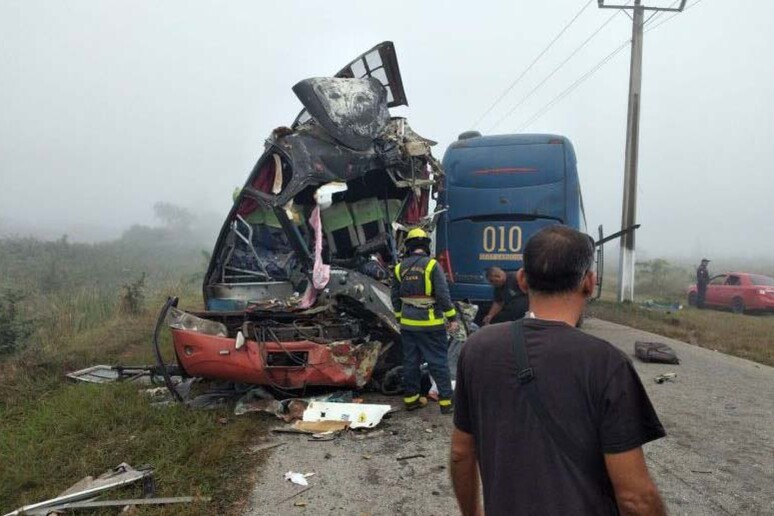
[1,0,772,260]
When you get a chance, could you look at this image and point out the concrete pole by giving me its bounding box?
[617,0,644,302]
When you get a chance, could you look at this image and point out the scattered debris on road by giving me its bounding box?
[635,341,681,364]
[278,486,315,505]
[302,401,392,429]
[654,372,678,384]
[396,454,426,461]
[284,472,314,487]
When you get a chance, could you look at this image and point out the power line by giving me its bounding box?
[647,0,706,32]
[487,4,628,132]
[517,41,631,131]
[643,0,681,28]
[515,0,707,131]
[470,0,595,129]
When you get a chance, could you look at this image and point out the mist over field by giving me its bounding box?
[2,0,773,262]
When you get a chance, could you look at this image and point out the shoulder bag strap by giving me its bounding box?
[511,320,593,473]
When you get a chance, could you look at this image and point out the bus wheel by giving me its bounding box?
[731,297,745,315]
[688,292,697,307]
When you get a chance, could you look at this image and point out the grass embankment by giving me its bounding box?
[587,301,774,367]
[0,237,271,514]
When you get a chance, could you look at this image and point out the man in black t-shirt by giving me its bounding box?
[451,226,666,516]
[482,267,529,324]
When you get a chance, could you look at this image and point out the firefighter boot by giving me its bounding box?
[439,399,454,415]
[404,394,428,411]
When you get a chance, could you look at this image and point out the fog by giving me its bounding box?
[1,0,772,261]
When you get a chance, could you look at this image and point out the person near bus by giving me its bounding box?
[391,228,459,414]
[451,226,666,516]
[696,258,711,309]
[482,267,529,325]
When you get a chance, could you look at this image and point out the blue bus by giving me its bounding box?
[435,132,587,305]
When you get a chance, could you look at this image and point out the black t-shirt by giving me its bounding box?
[493,272,526,306]
[454,319,665,516]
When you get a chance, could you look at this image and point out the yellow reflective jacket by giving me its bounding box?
[390,253,457,332]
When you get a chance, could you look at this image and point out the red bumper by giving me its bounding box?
[171,329,381,389]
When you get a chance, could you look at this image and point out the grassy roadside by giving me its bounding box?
[587,300,774,367]
[0,281,271,514]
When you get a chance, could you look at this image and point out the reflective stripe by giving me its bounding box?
[439,399,453,407]
[404,394,420,403]
[401,297,435,308]
[424,259,437,296]
[400,317,445,328]
[394,263,401,281]
[443,308,457,318]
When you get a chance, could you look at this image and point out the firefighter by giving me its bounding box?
[391,228,459,414]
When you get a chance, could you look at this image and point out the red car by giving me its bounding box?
[687,272,774,314]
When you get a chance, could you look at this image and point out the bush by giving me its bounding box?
[0,290,34,355]
[635,259,693,302]
[119,273,146,315]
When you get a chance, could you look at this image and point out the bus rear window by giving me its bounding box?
[447,144,565,188]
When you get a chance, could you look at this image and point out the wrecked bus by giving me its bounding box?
[435,133,587,307]
[153,42,443,395]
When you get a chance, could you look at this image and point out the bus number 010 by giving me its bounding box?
[482,226,522,253]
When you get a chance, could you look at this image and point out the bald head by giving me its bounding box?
[486,266,507,288]
[522,226,594,295]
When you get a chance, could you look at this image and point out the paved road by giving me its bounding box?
[245,319,774,515]
[588,319,774,515]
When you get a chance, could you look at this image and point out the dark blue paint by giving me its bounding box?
[436,134,586,303]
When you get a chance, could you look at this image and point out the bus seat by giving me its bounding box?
[350,197,386,244]
[385,199,404,224]
[321,202,360,255]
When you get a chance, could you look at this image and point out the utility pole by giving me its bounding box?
[598,0,687,302]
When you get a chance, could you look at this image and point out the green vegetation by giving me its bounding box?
[634,258,694,302]
[0,216,270,515]
[592,258,774,367]
[590,294,774,369]
[0,290,34,355]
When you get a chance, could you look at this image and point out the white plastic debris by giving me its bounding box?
[302,401,391,429]
[235,331,245,350]
[284,472,314,487]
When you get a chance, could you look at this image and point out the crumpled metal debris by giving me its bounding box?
[234,387,283,416]
[654,372,677,384]
[233,388,354,422]
[4,463,152,516]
